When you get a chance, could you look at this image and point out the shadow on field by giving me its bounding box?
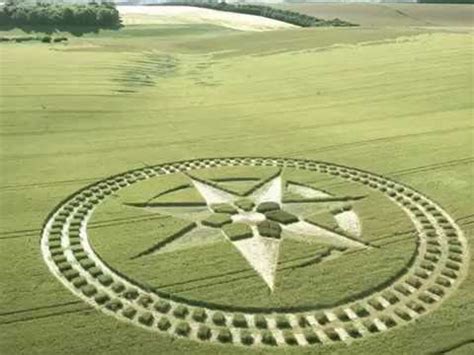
[0,23,122,36]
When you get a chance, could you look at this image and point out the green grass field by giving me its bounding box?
[0,5,473,355]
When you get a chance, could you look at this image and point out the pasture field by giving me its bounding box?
[0,5,473,355]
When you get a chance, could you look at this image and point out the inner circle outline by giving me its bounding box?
[40,157,469,347]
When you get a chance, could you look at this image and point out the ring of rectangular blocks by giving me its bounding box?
[40,157,468,347]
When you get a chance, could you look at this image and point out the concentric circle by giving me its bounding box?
[41,157,468,347]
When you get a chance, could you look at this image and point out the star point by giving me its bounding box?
[125,172,369,290]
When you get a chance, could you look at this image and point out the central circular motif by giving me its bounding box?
[40,157,468,347]
[231,212,266,225]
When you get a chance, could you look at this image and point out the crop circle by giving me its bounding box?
[41,157,468,347]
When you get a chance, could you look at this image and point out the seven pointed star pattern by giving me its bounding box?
[126,172,369,291]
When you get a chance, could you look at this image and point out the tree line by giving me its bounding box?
[158,2,357,27]
[0,1,121,27]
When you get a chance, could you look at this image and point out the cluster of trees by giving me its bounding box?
[0,1,121,27]
[159,2,356,27]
